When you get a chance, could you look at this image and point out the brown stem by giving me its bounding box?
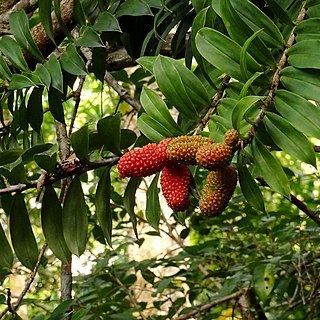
[195,75,231,134]
[175,289,244,320]
[104,71,141,112]
[0,244,48,319]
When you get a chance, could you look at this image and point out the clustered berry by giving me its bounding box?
[117,130,239,215]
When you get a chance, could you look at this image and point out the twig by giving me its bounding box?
[0,244,48,319]
[175,289,244,320]
[195,75,231,134]
[104,71,141,112]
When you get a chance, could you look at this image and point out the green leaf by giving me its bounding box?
[0,150,22,166]
[230,0,284,48]
[232,96,263,132]
[295,18,320,41]
[253,263,275,303]
[59,45,87,76]
[21,143,53,163]
[27,86,44,133]
[240,72,264,98]
[71,125,89,161]
[288,39,320,68]
[154,56,208,120]
[0,36,29,71]
[217,0,275,66]
[116,0,153,17]
[264,0,293,26]
[264,113,316,167]
[281,67,320,101]
[62,175,88,257]
[10,193,39,270]
[120,129,137,149]
[41,186,71,262]
[0,222,13,269]
[93,11,122,32]
[48,87,65,123]
[274,90,320,140]
[75,26,104,48]
[196,28,262,82]
[9,10,44,62]
[8,74,36,90]
[73,0,87,26]
[123,177,141,239]
[39,0,56,45]
[44,55,63,93]
[53,0,73,40]
[145,174,161,230]
[33,64,51,88]
[251,137,290,197]
[97,114,121,155]
[95,167,112,246]
[136,56,157,74]
[34,151,57,174]
[137,114,169,143]
[140,87,184,136]
[237,151,265,212]
[191,0,211,12]
[0,54,12,80]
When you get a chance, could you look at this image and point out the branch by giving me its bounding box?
[243,5,307,146]
[175,290,244,320]
[194,75,231,134]
[0,244,48,319]
[104,70,142,111]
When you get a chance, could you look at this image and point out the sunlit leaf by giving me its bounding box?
[253,263,275,302]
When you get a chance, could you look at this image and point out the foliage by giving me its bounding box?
[0,0,320,319]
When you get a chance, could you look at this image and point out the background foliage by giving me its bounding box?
[0,0,320,319]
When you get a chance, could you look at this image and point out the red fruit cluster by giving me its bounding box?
[117,131,239,214]
[117,143,168,178]
[160,164,191,212]
[199,166,237,216]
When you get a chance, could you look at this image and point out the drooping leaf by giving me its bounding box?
[39,0,56,45]
[191,0,211,13]
[44,55,63,93]
[71,125,89,161]
[0,36,29,71]
[34,151,57,174]
[253,263,275,303]
[33,64,51,88]
[145,174,161,230]
[48,87,65,123]
[62,175,88,257]
[116,0,153,17]
[0,222,13,269]
[137,114,170,143]
[264,113,316,167]
[136,56,157,74]
[120,129,137,149]
[287,40,320,69]
[0,150,22,166]
[27,86,44,133]
[41,186,71,262]
[73,0,87,26]
[95,167,112,246]
[93,11,122,32]
[0,54,12,80]
[140,87,184,136]
[274,90,320,140]
[196,28,262,82]
[97,114,121,155]
[9,10,44,62]
[59,45,87,76]
[10,193,39,270]
[123,177,141,239]
[237,151,265,212]
[75,26,104,48]
[53,0,73,40]
[281,67,320,101]
[21,143,53,163]
[154,56,209,120]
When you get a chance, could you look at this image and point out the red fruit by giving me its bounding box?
[167,135,215,165]
[160,164,191,212]
[118,143,168,178]
[224,129,239,147]
[196,143,233,171]
[199,166,237,216]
